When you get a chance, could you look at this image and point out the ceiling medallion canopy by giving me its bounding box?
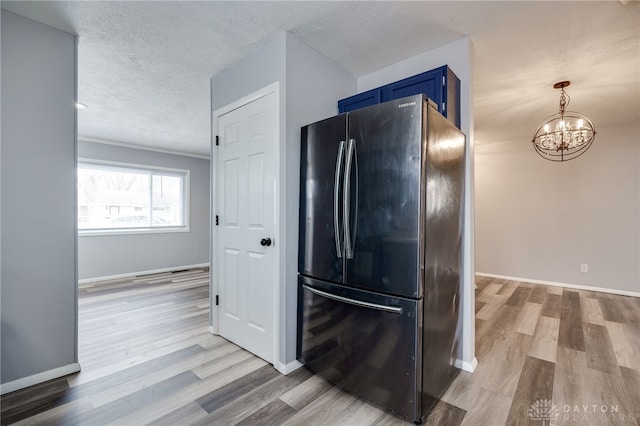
[532,81,596,162]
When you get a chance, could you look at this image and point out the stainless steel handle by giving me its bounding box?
[303,284,403,314]
[343,139,355,259]
[334,141,345,258]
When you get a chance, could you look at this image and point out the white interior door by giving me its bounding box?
[216,91,277,364]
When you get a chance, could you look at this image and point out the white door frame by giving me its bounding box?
[210,81,282,371]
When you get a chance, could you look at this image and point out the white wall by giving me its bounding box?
[476,123,640,295]
[77,140,210,280]
[1,10,79,390]
[357,37,476,370]
[210,32,356,367]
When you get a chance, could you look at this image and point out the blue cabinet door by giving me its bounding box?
[381,67,443,112]
[338,88,381,114]
[337,65,460,129]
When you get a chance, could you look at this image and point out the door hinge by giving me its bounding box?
[215,215,219,226]
[215,295,219,306]
[215,135,219,146]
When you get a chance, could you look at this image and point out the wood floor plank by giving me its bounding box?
[9,396,94,426]
[279,374,333,411]
[280,385,358,425]
[423,399,466,426]
[475,299,504,321]
[528,315,560,363]
[0,377,74,425]
[69,370,201,425]
[619,296,640,323]
[475,276,491,293]
[605,320,640,370]
[558,289,585,351]
[235,399,297,426]
[476,305,520,356]
[193,368,313,425]
[505,356,555,426]
[191,347,256,379]
[505,285,532,308]
[597,294,627,323]
[581,296,606,325]
[541,293,562,318]
[583,323,620,375]
[553,346,590,421]
[546,286,564,295]
[459,388,512,426]
[439,370,478,411]
[476,282,504,303]
[496,280,514,295]
[145,401,208,426]
[527,285,547,304]
[513,302,542,336]
[619,366,640,422]
[195,364,280,413]
[475,331,531,399]
[338,398,393,425]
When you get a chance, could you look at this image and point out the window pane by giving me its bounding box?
[152,174,183,226]
[78,167,150,229]
[78,162,187,232]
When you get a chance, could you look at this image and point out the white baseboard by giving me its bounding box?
[79,263,210,285]
[1,363,81,395]
[476,272,640,298]
[276,360,303,375]
[455,357,478,373]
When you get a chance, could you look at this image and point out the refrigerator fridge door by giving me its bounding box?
[299,114,348,284]
[344,95,425,299]
[297,276,422,422]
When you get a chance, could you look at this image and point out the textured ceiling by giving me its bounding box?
[2,1,639,156]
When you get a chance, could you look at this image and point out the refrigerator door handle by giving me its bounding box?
[334,140,346,258]
[302,284,403,314]
[344,139,356,259]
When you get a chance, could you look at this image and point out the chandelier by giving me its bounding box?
[532,81,596,161]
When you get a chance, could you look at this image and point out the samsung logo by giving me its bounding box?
[398,101,417,108]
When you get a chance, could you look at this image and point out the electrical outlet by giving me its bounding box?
[581,264,589,273]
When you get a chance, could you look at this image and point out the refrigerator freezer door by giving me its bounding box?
[297,276,422,422]
[299,114,348,284]
[345,96,424,298]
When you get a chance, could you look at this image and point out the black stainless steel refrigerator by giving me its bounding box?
[297,94,465,423]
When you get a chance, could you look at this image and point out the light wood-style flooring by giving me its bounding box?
[1,269,639,425]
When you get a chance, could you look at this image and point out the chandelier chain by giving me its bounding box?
[558,88,569,115]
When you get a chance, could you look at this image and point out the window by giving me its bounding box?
[78,161,189,234]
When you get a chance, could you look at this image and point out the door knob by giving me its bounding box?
[260,238,272,247]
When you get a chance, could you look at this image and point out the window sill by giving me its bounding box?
[78,227,190,237]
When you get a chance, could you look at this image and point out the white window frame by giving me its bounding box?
[78,159,190,237]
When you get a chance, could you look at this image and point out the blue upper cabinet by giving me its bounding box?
[338,65,461,129]
[337,87,382,114]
